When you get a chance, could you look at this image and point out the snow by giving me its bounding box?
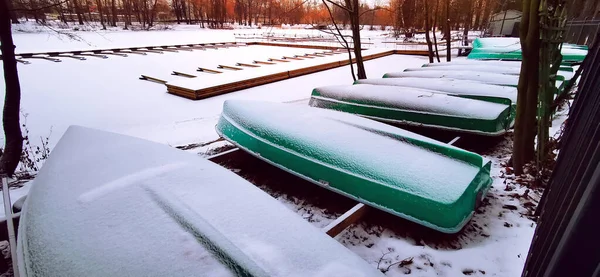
[0,45,427,153]
[18,126,383,276]
[384,70,519,87]
[355,77,518,103]
[311,84,509,119]
[167,48,391,91]
[405,65,521,75]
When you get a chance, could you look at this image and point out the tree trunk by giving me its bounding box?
[512,0,540,174]
[348,0,366,79]
[0,0,24,177]
[111,0,118,26]
[473,0,482,30]
[433,0,441,62]
[462,0,473,46]
[424,0,434,63]
[445,0,451,61]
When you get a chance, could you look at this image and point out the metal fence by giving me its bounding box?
[521,33,600,277]
[564,19,600,46]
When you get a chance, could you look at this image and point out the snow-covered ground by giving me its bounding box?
[0,24,560,276]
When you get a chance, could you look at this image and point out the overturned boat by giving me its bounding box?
[309,84,515,135]
[217,100,493,233]
[405,65,521,75]
[383,70,520,87]
[354,77,517,104]
[467,37,587,63]
[18,126,383,276]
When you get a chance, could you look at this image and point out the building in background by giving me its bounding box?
[488,10,522,37]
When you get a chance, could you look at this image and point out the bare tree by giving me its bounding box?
[0,0,24,177]
[424,0,434,63]
[512,0,540,174]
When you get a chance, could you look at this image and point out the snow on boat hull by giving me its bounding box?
[309,85,515,136]
[405,65,521,75]
[216,100,493,233]
[354,77,518,104]
[17,126,383,277]
[383,70,519,87]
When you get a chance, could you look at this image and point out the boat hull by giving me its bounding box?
[18,126,383,277]
[310,85,515,136]
[216,100,494,233]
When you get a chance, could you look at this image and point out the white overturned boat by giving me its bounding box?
[17,126,383,277]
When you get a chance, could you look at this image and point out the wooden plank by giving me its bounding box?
[268,58,289,62]
[26,56,62,62]
[79,53,109,59]
[197,67,223,74]
[323,203,369,237]
[254,60,276,65]
[156,47,178,52]
[218,65,243,71]
[59,55,86,60]
[139,75,167,84]
[139,49,164,54]
[283,56,303,60]
[103,52,128,57]
[236,62,260,68]
[123,50,147,55]
[172,71,197,78]
[16,58,30,64]
[447,136,461,145]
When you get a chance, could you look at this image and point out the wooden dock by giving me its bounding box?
[165,49,429,100]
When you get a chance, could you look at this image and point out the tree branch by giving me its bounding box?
[324,0,351,13]
[10,0,69,12]
[359,7,390,18]
[322,0,356,81]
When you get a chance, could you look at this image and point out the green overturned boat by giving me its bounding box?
[467,37,587,63]
[310,84,515,135]
[217,100,493,233]
[383,70,519,87]
[354,77,517,104]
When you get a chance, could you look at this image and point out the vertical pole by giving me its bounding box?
[2,178,19,277]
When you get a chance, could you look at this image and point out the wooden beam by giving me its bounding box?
[218,65,243,71]
[268,58,289,62]
[139,75,167,84]
[283,56,303,60]
[236,62,260,68]
[447,136,461,145]
[323,203,369,237]
[254,60,275,65]
[123,50,147,55]
[27,56,61,62]
[156,47,178,52]
[172,71,197,78]
[78,53,108,59]
[59,55,86,60]
[197,67,223,74]
[139,49,164,54]
[15,58,30,64]
[103,52,128,57]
